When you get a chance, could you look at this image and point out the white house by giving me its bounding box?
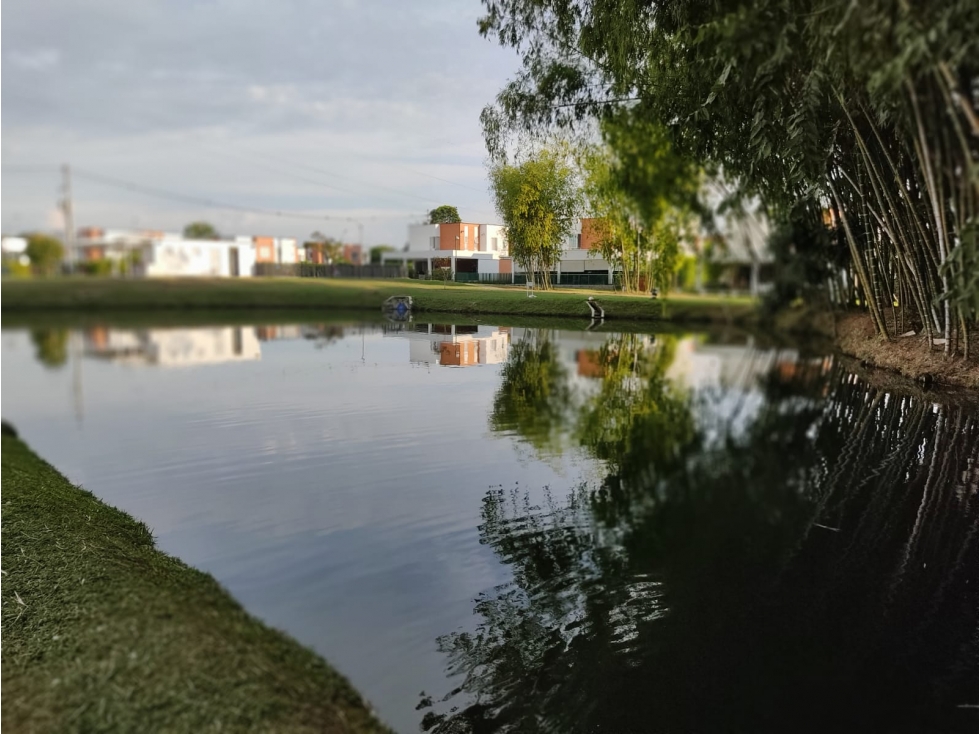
[71,227,299,277]
[383,222,512,278]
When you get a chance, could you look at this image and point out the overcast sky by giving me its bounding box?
[1,0,520,246]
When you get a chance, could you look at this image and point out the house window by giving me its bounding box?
[430,236,439,249]
[491,237,498,251]
[464,229,469,248]
[577,234,582,249]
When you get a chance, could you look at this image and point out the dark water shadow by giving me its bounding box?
[423,346,979,733]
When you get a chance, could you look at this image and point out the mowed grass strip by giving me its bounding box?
[0,425,391,734]
[1,277,758,324]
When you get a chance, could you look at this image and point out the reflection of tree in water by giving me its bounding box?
[301,323,346,349]
[30,328,69,368]
[426,355,979,733]
[489,330,572,456]
[575,333,694,489]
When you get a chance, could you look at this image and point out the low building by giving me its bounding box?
[303,242,363,265]
[382,222,511,278]
[71,228,300,277]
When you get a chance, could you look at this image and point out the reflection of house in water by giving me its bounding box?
[84,327,261,366]
[388,323,510,367]
[255,325,304,341]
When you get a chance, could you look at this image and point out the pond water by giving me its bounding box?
[3,319,978,733]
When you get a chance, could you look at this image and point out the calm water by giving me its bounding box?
[3,319,978,733]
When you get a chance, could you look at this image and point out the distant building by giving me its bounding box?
[343,244,363,265]
[382,222,511,278]
[71,228,300,277]
[1,236,29,255]
[303,242,363,265]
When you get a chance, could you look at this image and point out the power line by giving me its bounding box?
[70,167,385,223]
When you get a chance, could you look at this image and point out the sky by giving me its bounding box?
[1,0,521,247]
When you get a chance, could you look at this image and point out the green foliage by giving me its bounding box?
[2,256,32,278]
[762,204,838,314]
[428,205,462,224]
[580,116,701,294]
[305,233,345,265]
[25,233,64,275]
[369,245,395,264]
[430,267,452,283]
[79,258,114,277]
[940,219,979,322]
[489,149,581,289]
[675,255,698,292]
[478,0,979,354]
[490,330,572,455]
[183,221,220,239]
[575,334,694,483]
[29,328,68,368]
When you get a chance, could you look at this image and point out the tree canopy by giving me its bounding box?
[427,205,462,224]
[489,148,581,288]
[479,0,979,356]
[304,232,345,264]
[25,233,64,275]
[580,114,703,293]
[369,245,395,265]
[182,221,220,240]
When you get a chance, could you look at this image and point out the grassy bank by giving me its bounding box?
[1,276,758,324]
[0,425,390,734]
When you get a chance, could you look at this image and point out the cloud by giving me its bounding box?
[1,0,517,245]
[7,48,60,71]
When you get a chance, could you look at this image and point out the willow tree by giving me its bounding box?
[479,0,979,358]
[489,149,581,289]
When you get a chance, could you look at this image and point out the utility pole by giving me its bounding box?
[60,164,75,271]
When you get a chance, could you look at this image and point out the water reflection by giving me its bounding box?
[3,319,976,732]
[424,341,979,733]
[385,323,510,368]
[83,326,262,366]
[30,327,69,368]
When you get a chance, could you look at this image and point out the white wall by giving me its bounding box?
[147,327,261,366]
[278,238,299,264]
[1,236,28,254]
[479,224,508,254]
[478,257,500,274]
[477,331,509,365]
[144,238,231,277]
[84,327,261,366]
[559,249,612,272]
[407,224,440,252]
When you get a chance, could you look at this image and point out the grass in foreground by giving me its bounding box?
[1,276,758,324]
[0,425,390,734]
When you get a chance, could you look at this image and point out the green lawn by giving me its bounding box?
[0,424,391,734]
[1,276,758,324]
